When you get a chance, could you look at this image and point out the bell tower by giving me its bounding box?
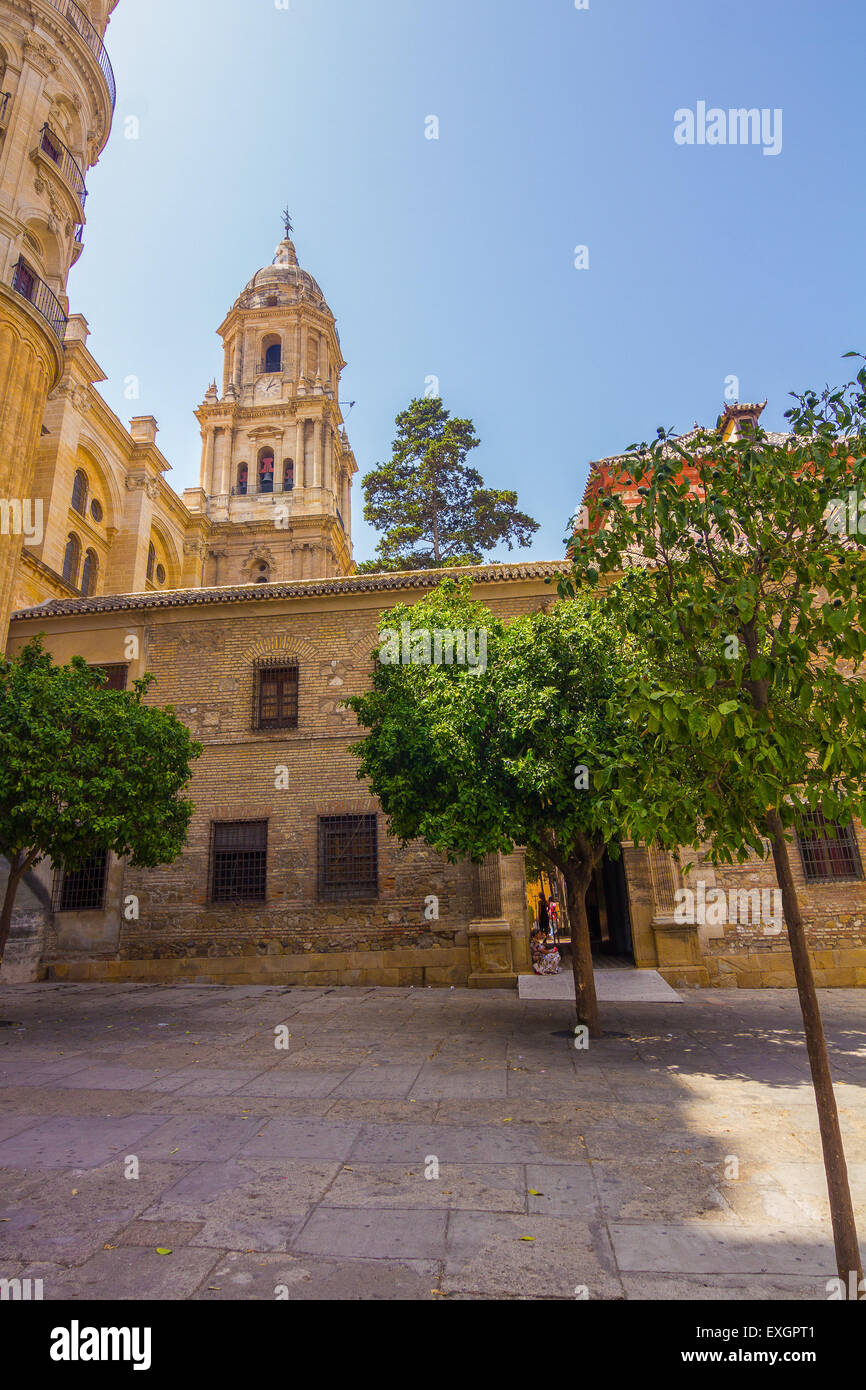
[0,0,119,644]
[185,225,357,586]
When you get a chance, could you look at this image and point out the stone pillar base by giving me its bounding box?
[468,920,519,988]
[0,910,47,983]
[652,916,710,988]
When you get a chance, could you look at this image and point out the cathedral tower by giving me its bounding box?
[185,228,357,586]
[0,0,118,644]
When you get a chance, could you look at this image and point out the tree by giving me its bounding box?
[359,397,538,573]
[559,356,866,1286]
[0,638,203,964]
[346,577,690,1036]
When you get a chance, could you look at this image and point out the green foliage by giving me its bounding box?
[559,354,866,862]
[0,637,203,874]
[346,577,687,870]
[359,397,538,573]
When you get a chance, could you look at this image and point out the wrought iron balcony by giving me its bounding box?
[36,124,87,210]
[9,257,68,344]
[258,360,282,375]
[42,0,116,112]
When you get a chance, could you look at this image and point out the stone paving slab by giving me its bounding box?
[294,1206,449,1260]
[1,982,864,1300]
[0,1114,170,1169]
[608,1222,839,1276]
[519,969,682,1002]
[193,1250,440,1301]
[239,1118,361,1161]
[443,1211,622,1299]
[324,1162,527,1212]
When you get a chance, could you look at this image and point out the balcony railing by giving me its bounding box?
[0,92,11,126]
[258,360,282,375]
[10,257,68,344]
[42,0,116,111]
[37,124,87,209]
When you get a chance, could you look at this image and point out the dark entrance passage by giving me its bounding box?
[585,848,634,963]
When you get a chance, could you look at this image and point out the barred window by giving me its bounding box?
[318,815,378,902]
[54,853,108,912]
[209,820,268,903]
[90,663,128,691]
[798,811,863,882]
[254,662,299,730]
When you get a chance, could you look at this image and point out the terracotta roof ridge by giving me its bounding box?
[11,560,563,622]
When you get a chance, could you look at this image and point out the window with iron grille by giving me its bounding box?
[53,852,109,912]
[89,663,128,691]
[209,820,268,903]
[318,815,378,901]
[798,811,863,882]
[254,661,299,730]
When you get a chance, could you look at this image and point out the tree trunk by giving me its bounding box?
[766,809,863,1288]
[563,862,601,1038]
[0,852,25,965]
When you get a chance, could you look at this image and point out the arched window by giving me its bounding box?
[80,549,98,597]
[237,463,248,496]
[262,335,282,374]
[62,533,81,588]
[147,542,156,582]
[283,459,294,492]
[71,469,88,516]
[258,448,275,495]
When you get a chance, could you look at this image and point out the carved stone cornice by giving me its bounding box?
[22,34,59,75]
[125,476,159,500]
[243,545,277,571]
[53,380,92,413]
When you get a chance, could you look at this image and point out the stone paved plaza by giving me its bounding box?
[0,982,864,1301]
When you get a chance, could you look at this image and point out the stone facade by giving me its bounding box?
[5,566,554,987]
[0,0,118,645]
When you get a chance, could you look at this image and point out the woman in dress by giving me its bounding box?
[531,929,561,976]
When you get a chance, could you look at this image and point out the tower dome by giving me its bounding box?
[237,238,331,316]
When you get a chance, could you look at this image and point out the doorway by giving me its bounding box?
[585,848,634,964]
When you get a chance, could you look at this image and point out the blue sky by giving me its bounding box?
[70,0,866,565]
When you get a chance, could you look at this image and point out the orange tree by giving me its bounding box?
[347,578,698,1037]
[558,355,866,1287]
[0,638,201,964]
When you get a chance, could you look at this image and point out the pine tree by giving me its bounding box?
[359,397,538,572]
